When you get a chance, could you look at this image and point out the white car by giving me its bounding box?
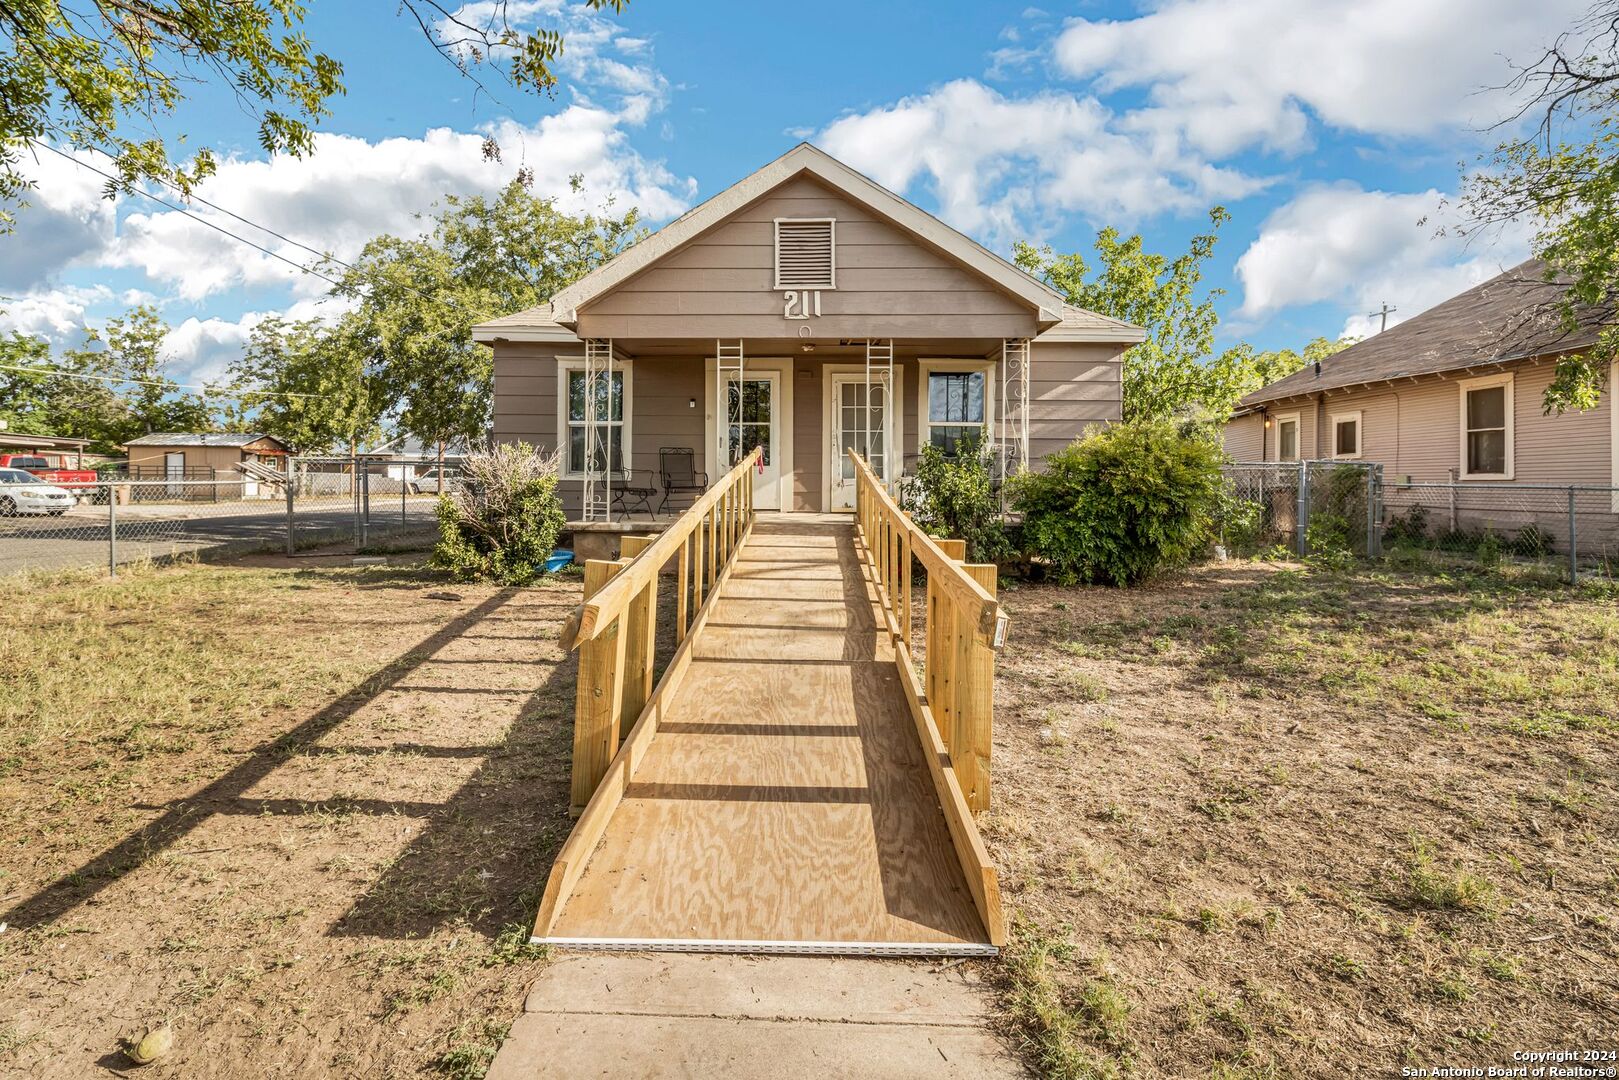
[0,468,78,516]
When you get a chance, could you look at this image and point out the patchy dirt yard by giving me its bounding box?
[0,554,585,1077]
[985,560,1619,1078]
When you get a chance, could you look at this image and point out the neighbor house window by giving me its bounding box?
[1459,373,1513,479]
[1331,411,1362,459]
[774,218,835,290]
[1274,413,1300,461]
[557,359,632,478]
[920,362,993,456]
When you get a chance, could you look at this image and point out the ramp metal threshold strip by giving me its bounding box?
[534,484,1006,956]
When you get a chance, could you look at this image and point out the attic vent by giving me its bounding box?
[774,218,835,290]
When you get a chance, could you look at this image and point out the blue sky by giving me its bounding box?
[0,0,1585,381]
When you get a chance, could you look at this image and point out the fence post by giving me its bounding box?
[107,483,117,577]
[400,462,407,527]
[285,461,297,557]
[351,452,363,548]
[1568,486,1578,586]
[1366,465,1379,558]
[1296,461,1310,557]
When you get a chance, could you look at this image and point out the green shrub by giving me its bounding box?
[900,437,1012,564]
[1011,420,1225,586]
[1383,503,1430,546]
[431,442,566,585]
[1510,523,1555,558]
[1215,484,1266,554]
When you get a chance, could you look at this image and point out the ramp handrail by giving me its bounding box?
[559,447,761,814]
[849,449,1005,812]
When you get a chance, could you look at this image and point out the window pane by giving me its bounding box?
[929,372,984,423]
[1335,419,1357,455]
[930,425,982,456]
[570,370,623,422]
[568,372,585,422]
[568,424,586,473]
[1467,386,1505,430]
[1278,421,1297,461]
[1468,429,1506,474]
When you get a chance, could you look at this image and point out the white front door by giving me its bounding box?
[829,374,891,512]
[721,371,781,510]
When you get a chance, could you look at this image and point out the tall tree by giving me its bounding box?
[227,315,383,453]
[1015,209,1274,424]
[335,178,642,462]
[0,330,54,433]
[63,305,211,442]
[1460,0,1619,411]
[0,0,628,228]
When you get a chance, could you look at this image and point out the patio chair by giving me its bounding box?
[612,470,658,521]
[658,447,707,516]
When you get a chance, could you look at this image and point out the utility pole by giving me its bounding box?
[1368,301,1397,333]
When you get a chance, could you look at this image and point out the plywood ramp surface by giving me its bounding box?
[550,518,990,950]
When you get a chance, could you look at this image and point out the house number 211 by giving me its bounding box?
[783,290,822,319]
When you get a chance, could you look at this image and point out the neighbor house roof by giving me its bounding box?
[1239,259,1609,409]
[474,143,1145,345]
[0,432,92,450]
[123,432,287,448]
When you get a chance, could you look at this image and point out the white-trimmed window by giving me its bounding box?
[774,218,835,290]
[1330,410,1362,459]
[919,360,995,456]
[1459,372,1513,479]
[1273,412,1300,462]
[556,358,633,479]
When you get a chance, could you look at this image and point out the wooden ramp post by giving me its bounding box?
[572,559,627,814]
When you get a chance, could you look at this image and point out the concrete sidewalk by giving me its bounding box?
[487,953,1023,1079]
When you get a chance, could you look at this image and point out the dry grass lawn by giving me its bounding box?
[986,559,1619,1078]
[0,553,586,1077]
[3,546,1615,1079]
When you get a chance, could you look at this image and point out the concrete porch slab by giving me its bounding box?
[485,954,1022,1080]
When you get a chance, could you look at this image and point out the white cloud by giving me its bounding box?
[819,79,1267,244]
[1233,182,1531,335]
[0,147,117,290]
[1054,0,1586,158]
[0,285,113,343]
[105,107,692,302]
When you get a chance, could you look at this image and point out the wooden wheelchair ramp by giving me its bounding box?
[538,515,1000,956]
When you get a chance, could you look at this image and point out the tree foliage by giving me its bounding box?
[227,315,382,452]
[0,0,628,228]
[328,178,642,452]
[1014,209,1282,424]
[1460,0,1619,411]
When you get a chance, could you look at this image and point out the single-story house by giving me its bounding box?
[473,143,1144,517]
[1224,260,1616,489]
[123,433,291,480]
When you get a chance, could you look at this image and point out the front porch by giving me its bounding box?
[541,337,1029,521]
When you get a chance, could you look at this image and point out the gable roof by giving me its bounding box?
[1241,259,1609,407]
[124,432,287,448]
[475,143,1144,344]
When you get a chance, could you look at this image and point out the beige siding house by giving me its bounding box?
[124,433,290,478]
[476,144,1143,516]
[1226,261,1617,490]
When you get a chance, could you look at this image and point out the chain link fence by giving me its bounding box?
[0,455,461,578]
[1223,460,1618,581]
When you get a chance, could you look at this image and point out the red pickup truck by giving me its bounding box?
[0,453,98,492]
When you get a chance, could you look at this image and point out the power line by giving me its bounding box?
[28,140,475,314]
[0,363,323,399]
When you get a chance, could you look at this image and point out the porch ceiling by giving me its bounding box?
[611,337,1006,359]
